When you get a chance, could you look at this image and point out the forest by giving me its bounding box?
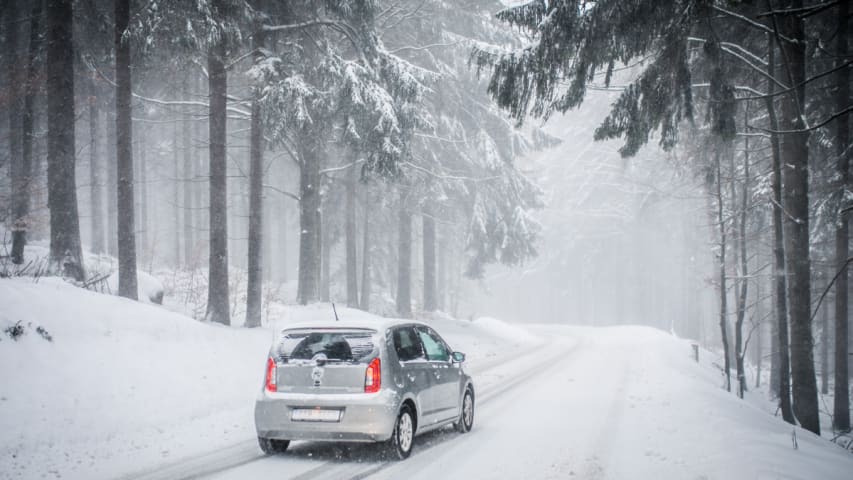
[1,0,852,453]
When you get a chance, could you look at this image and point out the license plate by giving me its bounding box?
[291,408,342,422]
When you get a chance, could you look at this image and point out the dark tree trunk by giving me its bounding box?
[46,0,85,281]
[346,161,359,308]
[136,125,148,266]
[89,82,104,254]
[182,101,193,267]
[396,193,412,318]
[172,116,180,265]
[777,3,819,435]
[715,146,731,392]
[115,0,137,298]
[833,0,851,432]
[734,121,750,398]
[360,183,371,311]
[423,206,437,312]
[320,209,330,302]
[297,135,321,304]
[8,0,25,264]
[106,106,118,257]
[206,4,230,325]
[437,233,447,311]
[16,0,41,262]
[766,33,794,423]
[245,31,266,328]
[821,296,830,395]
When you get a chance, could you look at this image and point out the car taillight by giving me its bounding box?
[364,358,381,393]
[265,356,277,393]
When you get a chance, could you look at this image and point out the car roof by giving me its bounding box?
[280,317,430,334]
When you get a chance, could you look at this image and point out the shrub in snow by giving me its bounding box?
[2,321,54,342]
[4,321,25,341]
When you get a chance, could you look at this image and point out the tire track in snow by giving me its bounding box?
[119,338,564,480]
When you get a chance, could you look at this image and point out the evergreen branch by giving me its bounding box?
[810,256,853,324]
[756,1,839,18]
[712,5,797,44]
[747,104,853,134]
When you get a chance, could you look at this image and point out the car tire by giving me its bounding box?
[258,437,290,455]
[454,388,474,433]
[387,404,415,460]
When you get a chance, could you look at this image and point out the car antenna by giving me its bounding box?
[332,303,339,322]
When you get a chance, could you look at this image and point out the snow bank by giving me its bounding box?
[473,316,541,344]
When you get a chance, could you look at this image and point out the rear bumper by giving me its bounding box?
[254,390,399,443]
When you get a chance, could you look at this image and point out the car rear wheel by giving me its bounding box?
[454,388,474,433]
[387,405,415,460]
[258,437,290,455]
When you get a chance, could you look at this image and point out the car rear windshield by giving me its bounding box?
[276,329,378,364]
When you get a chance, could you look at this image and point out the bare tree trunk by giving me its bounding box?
[755,276,763,390]
[833,0,851,432]
[320,209,330,302]
[172,115,181,265]
[397,191,412,318]
[437,232,447,311]
[245,30,266,328]
[206,1,230,325]
[137,125,148,266]
[821,294,830,395]
[182,101,193,267]
[297,135,321,304]
[346,160,359,307]
[766,32,793,423]
[715,146,732,393]
[422,205,437,312]
[734,120,750,398]
[89,81,104,254]
[115,0,137,297]
[8,0,24,263]
[777,2,819,435]
[46,0,85,280]
[16,0,41,262]
[360,183,371,311]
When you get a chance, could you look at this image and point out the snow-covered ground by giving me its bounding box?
[0,277,538,480]
[2,276,852,479]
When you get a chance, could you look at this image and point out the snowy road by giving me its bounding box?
[122,326,853,480]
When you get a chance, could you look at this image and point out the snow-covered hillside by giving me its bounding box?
[0,278,538,480]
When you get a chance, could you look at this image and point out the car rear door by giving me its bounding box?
[416,326,461,423]
[391,326,434,423]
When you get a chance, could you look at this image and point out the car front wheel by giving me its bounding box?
[455,388,474,433]
[387,405,415,460]
[258,437,290,454]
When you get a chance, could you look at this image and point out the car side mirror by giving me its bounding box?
[451,351,466,363]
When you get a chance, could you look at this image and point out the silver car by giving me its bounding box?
[254,319,475,459]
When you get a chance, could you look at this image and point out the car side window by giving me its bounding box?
[393,327,426,362]
[416,327,450,362]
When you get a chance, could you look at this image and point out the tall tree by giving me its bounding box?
[89,77,105,254]
[245,24,266,328]
[206,0,230,325]
[397,192,413,317]
[346,158,359,308]
[775,0,820,435]
[8,0,25,264]
[766,32,794,424]
[15,0,42,264]
[423,204,437,312]
[115,0,137,298]
[833,0,851,432]
[46,0,85,280]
